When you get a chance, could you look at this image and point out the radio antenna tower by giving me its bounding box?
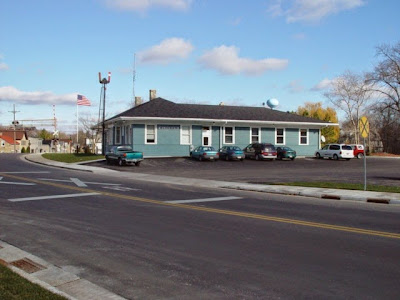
[132,53,136,107]
[98,71,111,155]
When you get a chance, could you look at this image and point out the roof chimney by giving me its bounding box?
[149,89,157,101]
[135,96,143,107]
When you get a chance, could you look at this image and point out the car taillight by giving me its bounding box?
[283,151,287,154]
[217,152,219,156]
[203,153,207,156]
[123,153,127,157]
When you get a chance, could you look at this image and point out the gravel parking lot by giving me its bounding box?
[89,157,400,187]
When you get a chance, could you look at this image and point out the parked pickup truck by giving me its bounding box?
[105,145,143,166]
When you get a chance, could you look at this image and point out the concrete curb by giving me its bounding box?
[0,240,126,300]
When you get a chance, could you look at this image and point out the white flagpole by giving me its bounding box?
[76,102,79,145]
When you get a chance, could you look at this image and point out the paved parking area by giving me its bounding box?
[89,157,400,187]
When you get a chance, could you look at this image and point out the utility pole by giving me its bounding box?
[98,72,111,155]
[8,104,20,153]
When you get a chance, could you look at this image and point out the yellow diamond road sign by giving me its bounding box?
[359,116,369,138]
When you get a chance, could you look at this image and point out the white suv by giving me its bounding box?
[315,144,354,160]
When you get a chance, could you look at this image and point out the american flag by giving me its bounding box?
[77,94,91,106]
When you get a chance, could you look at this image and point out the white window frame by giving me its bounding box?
[145,124,157,144]
[115,126,122,144]
[275,128,285,145]
[180,125,192,145]
[250,127,260,143]
[223,126,235,144]
[299,129,309,145]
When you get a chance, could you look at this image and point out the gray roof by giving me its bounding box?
[110,98,332,124]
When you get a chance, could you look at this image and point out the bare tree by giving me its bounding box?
[366,42,400,113]
[324,71,372,144]
[79,112,101,153]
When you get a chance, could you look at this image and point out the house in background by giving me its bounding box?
[0,134,19,153]
[104,91,338,158]
[0,130,28,153]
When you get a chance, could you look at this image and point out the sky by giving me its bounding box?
[1,0,399,134]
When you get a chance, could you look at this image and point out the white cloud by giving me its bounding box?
[0,62,8,71]
[198,45,289,76]
[268,0,365,23]
[105,0,192,12]
[137,38,194,64]
[311,78,335,91]
[286,80,304,93]
[0,86,77,105]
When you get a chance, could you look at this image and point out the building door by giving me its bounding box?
[202,126,211,146]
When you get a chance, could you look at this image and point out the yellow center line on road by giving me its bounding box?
[2,173,400,240]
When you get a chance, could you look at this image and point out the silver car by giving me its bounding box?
[315,144,354,160]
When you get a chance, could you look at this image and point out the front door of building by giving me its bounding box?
[202,126,211,146]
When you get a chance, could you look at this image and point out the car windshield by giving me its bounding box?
[282,147,291,151]
[203,147,214,151]
[232,146,241,151]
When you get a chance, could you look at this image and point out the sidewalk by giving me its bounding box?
[25,154,400,205]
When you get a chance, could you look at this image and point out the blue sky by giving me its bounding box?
[1,0,399,133]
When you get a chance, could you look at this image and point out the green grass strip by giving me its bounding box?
[269,182,400,193]
[0,263,67,300]
[42,153,102,163]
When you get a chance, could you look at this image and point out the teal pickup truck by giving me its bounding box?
[105,145,143,166]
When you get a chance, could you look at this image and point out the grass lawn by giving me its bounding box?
[0,262,67,300]
[270,182,400,193]
[42,153,103,163]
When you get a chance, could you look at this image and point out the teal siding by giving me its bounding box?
[192,126,202,148]
[261,128,275,143]
[233,127,250,149]
[122,124,321,157]
[212,126,220,149]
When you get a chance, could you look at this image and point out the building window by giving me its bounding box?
[224,127,234,144]
[181,125,191,145]
[115,126,121,144]
[276,128,285,145]
[146,125,156,144]
[251,128,260,143]
[299,129,308,145]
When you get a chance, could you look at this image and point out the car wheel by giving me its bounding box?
[357,153,364,159]
[333,154,339,160]
[316,153,321,159]
[198,156,203,161]
[290,157,295,161]
[255,154,260,161]
[135,161,141,166]
[106,157,111,165]
[118,158,124,166]
[225,155,229,161]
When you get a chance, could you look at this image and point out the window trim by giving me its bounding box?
[223,126,235,144]
[115,126,122,145]
[250,127,260,143]
[145,124,157,144]
[299,128,309,145]
[275,128,285,145]
[180,125,192,145]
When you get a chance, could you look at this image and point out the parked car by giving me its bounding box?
[105,145,143,166]
[349,144,365,158]
[315,144,354,160]
[276,146,296,160]
[243,143,277,160]
[218,146,245,161]
[191,146,219,161]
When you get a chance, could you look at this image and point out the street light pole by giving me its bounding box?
[98,72,111,155]
[9,104,20,153]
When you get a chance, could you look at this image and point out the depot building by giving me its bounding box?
[103,91,337,157]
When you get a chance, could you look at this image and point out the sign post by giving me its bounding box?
[359,116,369,191]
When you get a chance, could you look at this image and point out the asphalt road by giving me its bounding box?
[1,154,400,299]
[90,156,400,187]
